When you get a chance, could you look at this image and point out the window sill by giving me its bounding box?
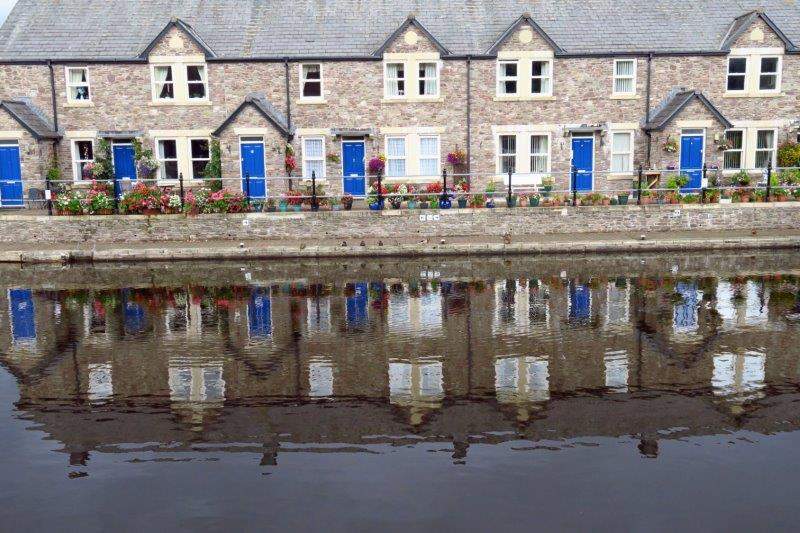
[723,92,784,98]
[608,173,635,181]
[148,100,213,107]
[296,98,327,106]
[381,97,444,104]
[609,94,640,100]
[64,101,95,108]
[493,95,555,102]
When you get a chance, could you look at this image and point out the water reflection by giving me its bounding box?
[1,255,800,470]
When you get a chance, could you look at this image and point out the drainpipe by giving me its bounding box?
[284,58,292,132]
[47,60,60,205]
[466,55,472,183]
[644,53,653,168]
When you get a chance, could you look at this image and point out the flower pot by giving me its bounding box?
[292,205,302,212]
[529,197,540,207]
[143,208,160,216]
[486,200,495,209]
[507,197,517,208]
[331,205,341,211]
[407,201,418,210]
[439,199,452,209]
[617,194,629,205]
[278,203,288,212]
[420,202,428,209]
[266,206,277,212]
[95,209,114,215]
[457,198,467,209]
[390,200,402,210]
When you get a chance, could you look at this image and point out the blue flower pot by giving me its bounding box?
[439,199,452,209]
[369,200,384,211]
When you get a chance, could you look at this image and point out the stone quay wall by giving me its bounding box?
[1,203,799,246]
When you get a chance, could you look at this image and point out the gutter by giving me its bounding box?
[644,52,653,168]
[466,55,472,181]
[283,58,292,136]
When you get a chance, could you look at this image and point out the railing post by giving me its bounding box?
[113,174,119,214]
[507,168,513,206]
[571,165,577,207]
[441,168,448,204]
[245,171,251,204]
[311,170,319,211]
[45,174,52,216]
[377,169,383,208]
[701,163,707,204]
[766,161,772,203]
[179,172,185,209]
[637,165,643,206]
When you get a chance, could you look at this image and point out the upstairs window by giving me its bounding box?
[186,65,207,100]
[499,135,516,174]
[153,66,174,100]
[530,135,549,173]
[419,136,440,176]
[190,139,210,179]
[611,132,633,173]
[66,67,91,102]
[498,61,518,95]
[157,139,179,180]
[755,129,776,168]
[726,57,747,92]
[302,137,325,178]
[531,60,552,96]
[723,130,743,170]
[386,137,407,177]
[418,62,439,97]
[385,63,406,97]
[758,57,780,92]
[613,59,636,95]
[301,64,323,99]
[71,140,94,180]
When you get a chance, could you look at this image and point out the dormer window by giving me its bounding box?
[186,65,207,99]
[153,66,175,100]
[66,67,91,102]
[385,63,406,97]
[726,53,781,95]
[498,61,518,95]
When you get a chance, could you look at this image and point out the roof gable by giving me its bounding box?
[0,99,60,140]
[373,15,451,57]
[486,14,564,55]
[720,10,796,51]
[643,90,732,132]
[138,18,216,59]
[213,93,293,138]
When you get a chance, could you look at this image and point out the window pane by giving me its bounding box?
[191,139,209,159]
[159,140,177,159]
[724,152,742,170]
[304,138,324,158]
[303,64,321,80]
[532,79,543,94]
[615,60,634,76]
[192,161,208,178]
[187,65,205,82]
[531,135,547,155]
[502,63,517,77]
[163,161,179,180]
[420,137,438,158]
[728,75,745,91]
[728,58,747,74]
[615,78,634,93]
[726,130,743,150]
[612,132,631,152]
[501,135,516,155]
[503,80,517,94]
[387,138,405,157]
[757,130,774,150]
[187,66,206,99]
[387,160,406,177]
[531,155,548,173]
[76,140,93,160]
[759,74,776,91]
[420,158,438,176]
[306,159,324,178]
[761,57,778,74]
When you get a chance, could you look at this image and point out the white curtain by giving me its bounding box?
[70,69,86,84]
[387,64,403,96]
[615,60,634,93]
[530,135,548,173]
[612,133,632,172]
[755,130,775,168]
[419,137,439,176]
[387,138,406,177]
[155,66,171,82]
[422,63,437,95]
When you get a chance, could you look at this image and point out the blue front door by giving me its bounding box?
[9,289,36,342]
[0,145,23,207]
[346,283,368,328]
[342,141,366,196]
[569,283,591,321]
[680,135,704,190]
[113,144,136,198]
[241,142,266,199]
[248,288,272,338]
[571,137,594,191]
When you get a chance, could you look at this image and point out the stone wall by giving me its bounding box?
[1,203,799,245]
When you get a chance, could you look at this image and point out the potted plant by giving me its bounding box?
[120,182,162,215]
[133,138,159,180]
[428,196,439,209]
[617,190,629,205]
[528,193,541,207]
[447,148,467,170]
[367,182,387,210]
[265,198,277,212]
[368,155,386,176]
[329,196,341,211]
[388,183,406,209]
[284,190,303,212]
[454,179,469,208]
[278,194,289,212]
[485,181,497,208]
[86,181,115,214]
[719,189,732,204]
[469,194,486,208]
[772,187,789,202]
[662,136,679,154]
[507,193,518,208]
[341,194,354,211]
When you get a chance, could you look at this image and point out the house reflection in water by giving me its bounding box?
[1,263,799,464]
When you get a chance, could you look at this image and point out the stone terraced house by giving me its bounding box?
[0,0,798,206]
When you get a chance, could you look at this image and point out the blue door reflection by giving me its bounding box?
[9,289,36,342]
[569,283,591,321]
[347,283,369,327]
[121,290,146,335]
[248,288,272,338]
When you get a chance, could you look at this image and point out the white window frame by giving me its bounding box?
[497,60,519,96]
[155,138,180,181]
[189,138,211,181]
[418,135,441,177]
[185,64,209,101]
[754,129,777,169]
[302,136,326,179]
[723,129,745,171]
[71,139,94,181]
[757,56,781,93]
[65,67,91,103]
[529,134,550,175]
[612,59,636,96]
[300,63,324,101]
[384,62,407,99]
[610,131,634,174]
[498,134,517,175]
[530,59,553,96]
[726,56,748,93]
[151,65,175,101]
[417,61,440,98]
[385,136,407,178]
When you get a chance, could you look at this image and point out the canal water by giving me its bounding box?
[1,252,800,532]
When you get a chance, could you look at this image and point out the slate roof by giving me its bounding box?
[0,0,799,61]
[643,90,732,132]
[0,99,61,139]
[213,92,293,137]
